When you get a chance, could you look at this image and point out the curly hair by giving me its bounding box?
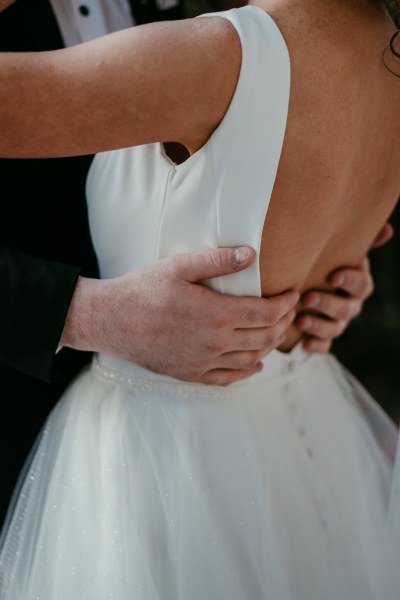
[381,0,400,27]
[379,0,400,75]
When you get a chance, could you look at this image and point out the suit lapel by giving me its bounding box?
[126,0,182,25]
[0,0,64,51]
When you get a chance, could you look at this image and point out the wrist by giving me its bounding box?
[60,276,108,352]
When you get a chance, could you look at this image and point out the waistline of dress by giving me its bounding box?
[92,345,313,395]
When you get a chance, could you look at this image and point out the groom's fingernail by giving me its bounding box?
[233,247,250,264]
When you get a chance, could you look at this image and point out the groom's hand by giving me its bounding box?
[60,247,299,386]
[297,257,374,353]
[297,223,394,353]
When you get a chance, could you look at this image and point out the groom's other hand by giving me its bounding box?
[60,247,299,386]
[298,223,394,353]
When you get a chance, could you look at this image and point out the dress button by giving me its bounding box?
[283,359,296,373]
[79,5,90,16]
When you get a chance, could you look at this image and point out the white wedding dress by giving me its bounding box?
[0,7,398,600]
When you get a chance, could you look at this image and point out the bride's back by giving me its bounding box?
[256,0,400,347]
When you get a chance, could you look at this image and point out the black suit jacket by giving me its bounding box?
[0,0,182,526]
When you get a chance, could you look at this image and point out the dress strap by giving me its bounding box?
[199,6,291,297]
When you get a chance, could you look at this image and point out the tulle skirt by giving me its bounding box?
[382,431,400,600]
[0,349,397,600]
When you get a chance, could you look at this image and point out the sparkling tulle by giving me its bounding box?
[382,431,400,600]
[0,352,396,600]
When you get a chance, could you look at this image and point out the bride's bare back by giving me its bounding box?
[256,0,400,348]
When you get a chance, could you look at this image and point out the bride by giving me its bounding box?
[0,0,399,598]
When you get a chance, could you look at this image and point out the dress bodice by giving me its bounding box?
[86,6,303,381]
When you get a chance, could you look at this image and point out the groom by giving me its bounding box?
[0,0,381,527]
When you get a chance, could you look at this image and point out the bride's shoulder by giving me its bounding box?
[252,0,398,90]
[252,0,392,51]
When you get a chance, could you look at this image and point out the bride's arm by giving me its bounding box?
[0,17,241,158]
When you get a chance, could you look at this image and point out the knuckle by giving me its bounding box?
[179,369,202,383]
[345,299,361,319]
[262,305,280,325]
[262,338,278,356]
[197,251,219,273]
[205,340,224,355]
[271,323,286,341]
[359,272,373,293]
[353,278,370,299]
[241,334,257,351]
[315,294,329,311]
[234,351,258,370]
[312,321,328,339]
[256,329,274,350]
[366,279,374,297]
[243,351,260,369]
[315,319,333,339]
[244,307,259,324]
[304,317,315,332]
[331,299,352,320]
[212,312,230,330]
[333,319,347,337]
[336,305,352,321]
[262,330,278,349]
[212,372,233,387]
[207,250,226,272]
[319,301,333,317]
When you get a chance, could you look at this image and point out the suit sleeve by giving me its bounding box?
[0,247,82,382]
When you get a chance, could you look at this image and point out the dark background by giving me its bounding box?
[333,203,400,426]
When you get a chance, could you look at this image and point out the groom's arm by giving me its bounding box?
[0,244,297,386]
[60,244,382,386]
[0,247,82,381]
[0,240,384,386]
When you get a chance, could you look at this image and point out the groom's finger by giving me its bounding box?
[197,364,264,386]
[301,337,332,354]
[301,291,362,322]
[327,259,374,300]
[172,246,258,282]
[296,313,347,341]
[370,222,394,249]
[230,311,295,353]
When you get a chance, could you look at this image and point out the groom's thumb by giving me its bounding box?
[173,247,256,283]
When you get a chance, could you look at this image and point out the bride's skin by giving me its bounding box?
[0,0,398,352]
[0,0,15,9]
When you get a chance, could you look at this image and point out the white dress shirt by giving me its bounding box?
[49,0,135,46]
